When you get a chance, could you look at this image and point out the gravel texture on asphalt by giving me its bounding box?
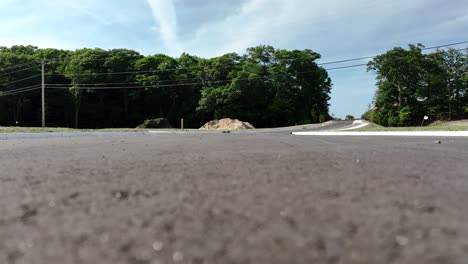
[1,132,467,264]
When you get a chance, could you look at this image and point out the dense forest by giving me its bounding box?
[0,45,332,128]
[365,45,468,126]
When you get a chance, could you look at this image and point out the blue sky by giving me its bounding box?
[1,0,467,118]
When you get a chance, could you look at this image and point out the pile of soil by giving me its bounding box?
[200,118,255,130]
[137,118,172,129]
[430,119,468,126]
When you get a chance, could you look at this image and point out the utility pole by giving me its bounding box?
[41,60,45,128]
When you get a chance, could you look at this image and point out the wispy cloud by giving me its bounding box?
[147,0,181,54]
[0,0,154,51]
[145,0,468,59]
[147,0,388,57]
[58,1,113,26]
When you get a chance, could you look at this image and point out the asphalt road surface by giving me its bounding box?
[1,130,468,264]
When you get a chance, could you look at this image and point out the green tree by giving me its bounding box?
[427,49,468,119]
[367,45,427,126]
[0,46,42,126]
[367,45,468,126]
[198,46,332,127]
[61,49,110,128]
[135,54,179,125]
[1,45,334,129]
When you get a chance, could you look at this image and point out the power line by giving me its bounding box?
[318,57,374,66]
[42,47,468,89]
[2,44,466,96]
[422,40,468,50]
[44,46,467,90]
[0,64,40,77]
[0,84,43,93]
[323,47,468,71]
[1,39,466,82]
[1,74,42,86]
[44,66,350,90]
[325,63,369,71]
[45,66,204,77]
[45,77,204,87]
[45,65,340,88]
[317,40,468,66]
[40,40,468,68]
[43,40,468,77]
[46,80,237,90]
[0,85,42,96]
[46,62,353,77]
[44,55,140,64]
[0,61,40,72]
[47,83,220,90]
[0,84,40,92]
[0,87,41,96]
[45,76,277,90]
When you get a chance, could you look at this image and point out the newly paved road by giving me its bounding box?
[1,130,468,264]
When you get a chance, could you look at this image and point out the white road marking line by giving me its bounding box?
[338,120,370,131]
[148,131,180,134]
[292,131,468,137]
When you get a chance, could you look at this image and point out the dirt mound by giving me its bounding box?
[200,118,255,130]
[137,118,172,129]
[430,119,468,126]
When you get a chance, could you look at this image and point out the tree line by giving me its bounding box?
[365,44,468,126]
[0,45,332,128]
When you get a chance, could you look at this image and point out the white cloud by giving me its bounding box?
[59,1,113,26]
[145,0,468,59]
[180,0,303,56]
[146,0,181,54]
[146,0,380,57]
[0,1,153,51]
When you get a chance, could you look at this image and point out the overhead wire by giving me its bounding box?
[44,75,288,90]
[317,40,468,65]
[0,64,41,77]
[41,40,468,77]
[45,79,245,90]
[325,63,369,71]
[422,40,468,50]
[0,39,464,80]
[1,74,42,86]
[0,84,42,96]
[0,61,40,72]
[0,87,42,96]
[0,42,466,96]
[38,46,468,90]
[41,62,377,89]
[45,76,207,87]
[45,66,204,76]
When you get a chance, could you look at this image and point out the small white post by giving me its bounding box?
[421,115,429,127]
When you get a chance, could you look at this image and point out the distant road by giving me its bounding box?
[1,127,467,263]
[0,121,354,140]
